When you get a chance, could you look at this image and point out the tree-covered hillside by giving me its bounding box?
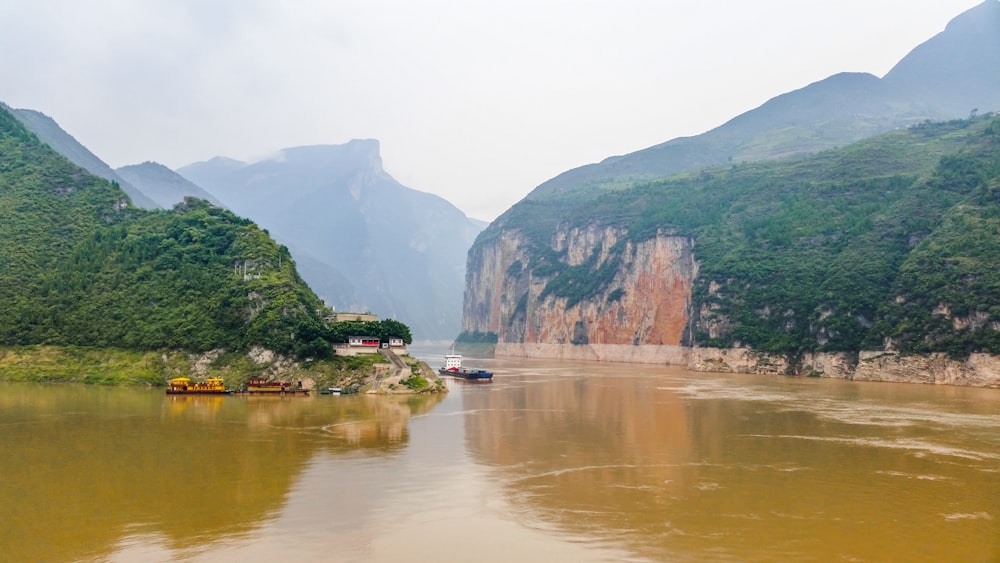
[8,106,159,208]
[474,115,1000,358]
[0,105,336,358]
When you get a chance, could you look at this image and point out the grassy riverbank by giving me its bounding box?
[0,345,396,390]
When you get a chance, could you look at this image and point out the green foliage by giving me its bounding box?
[326,319,413,344]
[606,288,626,303]
[872,178,1000,357]
[539,249,622,308]
[0,345,191,386]
[473,115,1000,358]
[400,374,430,391]
[0,105,340,359]
[455,331,498,344]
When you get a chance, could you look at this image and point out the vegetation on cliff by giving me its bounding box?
[472,116,1000,358]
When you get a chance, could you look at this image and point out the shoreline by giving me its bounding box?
[489,343,1000,388]
[0,345,447,393]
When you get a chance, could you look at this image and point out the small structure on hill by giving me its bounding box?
[335,335,382,356]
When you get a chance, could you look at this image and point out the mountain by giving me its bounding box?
[0,103,335,359]
[179,140,484,340]
[882,0,1000,116]
[525,1,1000,204]
[461,2,1000,383]
[465,116,1000,375]
[115,161,223,208]
[7,106,159,209]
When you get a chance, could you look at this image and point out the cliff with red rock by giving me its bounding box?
[463,224,697,362]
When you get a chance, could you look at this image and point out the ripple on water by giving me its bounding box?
[741,434,1000,462]
[661,380,1000,434]
[942,512,993,521]
[875,470,950,481]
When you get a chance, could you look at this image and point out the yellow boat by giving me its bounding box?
[166,377,230,395]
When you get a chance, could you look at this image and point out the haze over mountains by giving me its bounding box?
[881,0,1000,115]
[115,161,222,209]
[526,0,1000,203]
[178,141,485,340]
[10,110,484,341]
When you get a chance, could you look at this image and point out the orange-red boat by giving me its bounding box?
[234,377,310,396]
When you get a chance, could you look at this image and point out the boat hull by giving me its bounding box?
[233,389,311,396]
[439,368,493,380]
[166,390,231,395]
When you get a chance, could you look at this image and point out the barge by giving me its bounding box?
[438,354,493,380]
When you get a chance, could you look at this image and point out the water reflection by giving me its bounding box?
[4,364,999,562]
[0,383,442,562]
[461,363,1000,562]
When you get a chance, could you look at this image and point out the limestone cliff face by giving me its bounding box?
[464,224,696,352]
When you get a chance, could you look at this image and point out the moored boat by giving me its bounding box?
[166,377,230,395]
[234,377,310,396]
[438,354,493,380]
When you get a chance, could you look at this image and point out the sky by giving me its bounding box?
[0,0,985,221]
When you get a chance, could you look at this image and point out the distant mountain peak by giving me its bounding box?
[202,155,247,168]
[115,160,223,208]
[882,0,1000,115]
[944,0,999,32]
[273,139,384,172]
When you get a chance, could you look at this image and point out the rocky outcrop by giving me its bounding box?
[690,348,1000,387]
[493,343,1000,387]
[853,351,1000,387]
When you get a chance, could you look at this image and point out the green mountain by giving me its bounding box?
[8,107,159,209]
[466,115,1000,361]
[466,116,1000,356]
[462,2,1000,369]
[662,118,1000,356]
[882,0,1000,116]
[524,1,1000,205]
[0,104,334,359]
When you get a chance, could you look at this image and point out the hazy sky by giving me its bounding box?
[0,1,984,221]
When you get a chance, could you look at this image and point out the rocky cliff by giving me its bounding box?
[464,221,1000,387]
[464,225,696,351]
[461,117,1000,388]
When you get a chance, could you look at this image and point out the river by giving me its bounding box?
[1,354,998,562]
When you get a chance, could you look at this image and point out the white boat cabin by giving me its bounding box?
[443,354,463,369]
